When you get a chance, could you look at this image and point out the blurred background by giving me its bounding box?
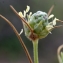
[0,0,63,63]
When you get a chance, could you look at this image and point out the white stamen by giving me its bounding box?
[48,14,54,19]
[19,29,23,35]
[19,12,24,17]
[28,12,32,19]
[53,18,59,26]
[29,12,32,15]
[24,10,26,17]
[49,32,52,34]
[26,5,30,13]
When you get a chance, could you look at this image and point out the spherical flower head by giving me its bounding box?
[18,6,59,41]
[28,11,49,39]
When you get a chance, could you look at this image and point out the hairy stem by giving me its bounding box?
[33,40,39,63]
[0,15,33,63]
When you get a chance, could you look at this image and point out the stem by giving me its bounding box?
[33,40,39,63]
[57,44,63,63]
[0,15,33,63]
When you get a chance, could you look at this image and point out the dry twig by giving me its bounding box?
[0,14,33,63]
[48,5,54,16]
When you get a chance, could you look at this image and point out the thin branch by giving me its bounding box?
[0,14,33,63]
[10,5,33,33]
[48,5,54,16]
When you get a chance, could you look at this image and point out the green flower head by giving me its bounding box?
[18,6,60,41]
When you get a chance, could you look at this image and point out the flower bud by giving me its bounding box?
[19,6,58,41]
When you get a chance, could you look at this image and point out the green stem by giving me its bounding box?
[33,39,39,63]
